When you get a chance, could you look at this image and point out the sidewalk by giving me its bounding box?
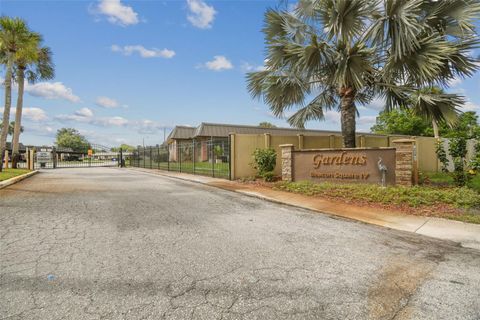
[127,167,480,250]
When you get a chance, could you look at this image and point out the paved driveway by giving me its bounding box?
[1,168,479,320]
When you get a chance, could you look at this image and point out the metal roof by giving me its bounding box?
[166,126,196,141]
[168,122,393,141]
[193,123,343,137]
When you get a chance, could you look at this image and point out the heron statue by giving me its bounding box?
[378,157,388,187]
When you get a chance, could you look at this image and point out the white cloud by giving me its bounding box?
[96,96,119,108]
[25,82,80,103]
[111,45,175,58]
[201,55,233,71]
[23,107,48,122]
[241,62,266,73]
[25,124,55,137]
[104,116,129,126]
[131,119,169,134]
[357,115,377,126]
[56,108,127,127]
[448,76,462,87]
[364,97,385,111]
[95,0,139,26]
[324,110,341,124]
[187,0,216,29]
[75,107,94,118]
[461,100,480,112]
[0,107,48,122]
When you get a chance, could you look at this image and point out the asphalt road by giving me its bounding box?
[1,168,479,320]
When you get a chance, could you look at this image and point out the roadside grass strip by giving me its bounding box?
[0,168,31,182]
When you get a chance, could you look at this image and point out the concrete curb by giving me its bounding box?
[125,167,480,250]
[0,170,39,190]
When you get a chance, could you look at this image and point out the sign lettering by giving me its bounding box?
[292,148,396,185]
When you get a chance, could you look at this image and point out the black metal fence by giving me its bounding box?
[130,138,230,179]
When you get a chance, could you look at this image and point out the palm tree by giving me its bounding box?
[410,87,460,139]
[0,17,38,171]
[11,43,54,167]
[247,0,480,147]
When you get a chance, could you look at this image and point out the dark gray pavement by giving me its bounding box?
[1,168,479,319]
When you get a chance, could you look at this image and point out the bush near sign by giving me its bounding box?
[292,148,396,185]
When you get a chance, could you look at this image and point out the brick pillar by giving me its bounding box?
[392,139,415,186]
[280,144,294,181]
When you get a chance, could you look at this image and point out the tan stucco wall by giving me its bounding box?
[415,136,438,172]
[229,133,476,179]
[303,136,330,149]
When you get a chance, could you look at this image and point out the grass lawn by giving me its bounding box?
[274,181,480,224]
[131,160,230,178]
[0,168,31,182]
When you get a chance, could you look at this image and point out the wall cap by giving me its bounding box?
[392,139,416,143]
[279,144,294,148]
[292,147,395,152]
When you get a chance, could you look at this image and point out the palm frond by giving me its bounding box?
[287,88,337,128]
[410,89,462,127]
[318,0,378,43]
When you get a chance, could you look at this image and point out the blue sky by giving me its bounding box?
[1,0,480,147]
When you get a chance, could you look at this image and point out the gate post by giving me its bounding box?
[150,147,153,169]
[211,139,215,178]
[30,149,35,170]
[193,139,196,175]
[52,147,57,169]
[119,148,123,167]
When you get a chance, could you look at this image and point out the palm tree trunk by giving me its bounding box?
[340,88,356,148]
[432,120,439,139]
[12,67,25,168]
[0,53,14,172]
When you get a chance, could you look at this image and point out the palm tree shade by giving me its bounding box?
[0,17,38,171]
[247,0,480,147]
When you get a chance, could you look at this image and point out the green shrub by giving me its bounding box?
[252,148,277,176]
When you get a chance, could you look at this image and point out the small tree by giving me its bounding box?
[449,137,469,186]
[371,109,433,136]
[258,122,277,128]
[56,128,90,152]
[214,145,224,157]
[435,139,449,173]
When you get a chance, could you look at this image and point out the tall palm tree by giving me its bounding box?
[410,87,460,139]
[0,17,38,171]
[11,44,54,167]
[247,0,480,147]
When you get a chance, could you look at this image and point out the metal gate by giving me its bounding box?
[32,144,123,169]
